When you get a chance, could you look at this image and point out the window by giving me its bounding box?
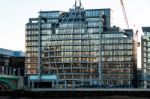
[85,10,100,17]
[40,12,59,18]
[86,18,99,21]
[87,28,99,33]
[87,22,99,27]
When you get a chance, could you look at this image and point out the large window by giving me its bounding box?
[87,22,99,27]
[85,10,100,17]
[40,12,60,18]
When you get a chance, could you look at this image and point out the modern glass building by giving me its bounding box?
[25,1,136,89]
[142,27,150,88]
[101,27,136,88]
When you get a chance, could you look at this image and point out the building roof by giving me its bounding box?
[142,27,150,32]
[0,48,25,57]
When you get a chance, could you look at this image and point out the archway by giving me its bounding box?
[0,80,16,91]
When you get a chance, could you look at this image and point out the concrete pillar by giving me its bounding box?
[8,67,12,75]
[13,68,16,76]
[5,66,8,75]
[2,66,4,75]
[65,80,67,88]
[28,77,30,89]
[56,80,58,88]
[17,68,21,76]
[52,81,54,88]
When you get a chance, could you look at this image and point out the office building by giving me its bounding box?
[142,27,150,88]
[25,1,136,89]
[101,27,136,88]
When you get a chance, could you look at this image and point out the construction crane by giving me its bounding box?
[120,0,129,29]
[120,0,140,47]
[120,0,142,69]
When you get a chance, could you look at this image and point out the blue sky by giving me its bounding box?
[0,0,149,51]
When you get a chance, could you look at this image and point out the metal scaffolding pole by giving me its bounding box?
[98,11,104,86]
[38,15,42,80]
[38,15,47,80]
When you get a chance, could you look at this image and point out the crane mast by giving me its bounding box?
[120,0,140,46]
[120,0,141,69]
[120,0,129,29]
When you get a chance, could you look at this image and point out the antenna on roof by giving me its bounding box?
[75,0,77,7]
[74,0,82,7]
[79,0,82,7]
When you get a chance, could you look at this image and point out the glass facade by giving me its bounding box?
[101,28,136,88]
[142,27,150,88]
[25,2,136,89]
